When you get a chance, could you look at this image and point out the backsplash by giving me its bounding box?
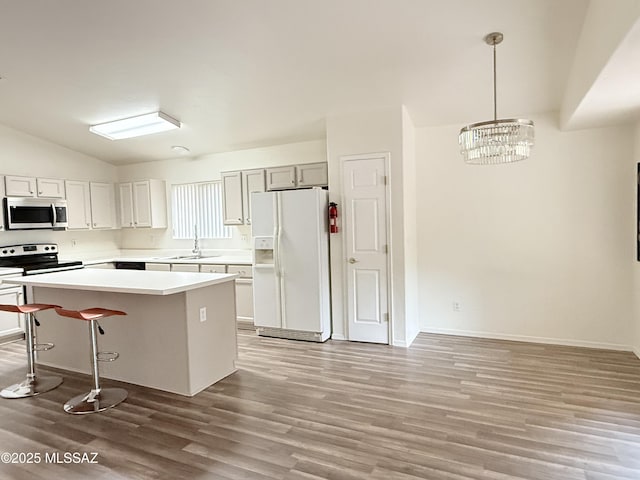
[0,229,120,259]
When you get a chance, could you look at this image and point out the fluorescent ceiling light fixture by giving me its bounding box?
[89,111,181,140]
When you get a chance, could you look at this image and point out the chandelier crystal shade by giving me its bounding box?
[459,32,534,165]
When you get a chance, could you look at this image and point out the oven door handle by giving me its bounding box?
[24,264,84,275]
[51,203,57,226]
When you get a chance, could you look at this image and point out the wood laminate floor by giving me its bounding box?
[0,331,639,479]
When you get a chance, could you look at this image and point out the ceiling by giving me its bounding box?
[0,0,632,165]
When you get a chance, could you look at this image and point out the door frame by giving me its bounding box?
[340,152,393,345]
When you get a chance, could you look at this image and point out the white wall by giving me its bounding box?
[0,123,119,257]
[417,113,635,349]
[326,106,411,346]
[116,139,326,251]
[561,0,640,128]
[402,106,420,345]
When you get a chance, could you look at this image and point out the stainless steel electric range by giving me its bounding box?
[0,243,83,275]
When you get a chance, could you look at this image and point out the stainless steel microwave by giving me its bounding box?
[3,197,68,230]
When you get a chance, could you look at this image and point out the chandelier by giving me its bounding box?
[459,32,534,165]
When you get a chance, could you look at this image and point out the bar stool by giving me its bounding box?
[54,307,128,414]
[0,303,63,399]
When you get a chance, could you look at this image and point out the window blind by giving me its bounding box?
[171,182,232,239]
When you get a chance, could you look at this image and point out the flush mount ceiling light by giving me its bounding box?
[459,32,534,165]
[89,111,181,140]
[171,145,190,155]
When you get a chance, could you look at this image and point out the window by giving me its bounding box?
[171,182,232,239]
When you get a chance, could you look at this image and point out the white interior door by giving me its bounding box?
[342,154,389,344]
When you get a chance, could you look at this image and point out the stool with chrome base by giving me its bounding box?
[0,303,63,399]
[54,307,127,414]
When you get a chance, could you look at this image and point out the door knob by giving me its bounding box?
[348,257,358,264]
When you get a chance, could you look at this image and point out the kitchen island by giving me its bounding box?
[5,269,238,396]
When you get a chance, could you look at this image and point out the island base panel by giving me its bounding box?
[32,281,237,396]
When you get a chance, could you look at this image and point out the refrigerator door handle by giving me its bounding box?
[273,225,280,277]
[276,192,286,328]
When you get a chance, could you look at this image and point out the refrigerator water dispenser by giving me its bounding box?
[254,236,274,264]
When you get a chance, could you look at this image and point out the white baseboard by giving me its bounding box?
[421,326,633,352]
[633,346,640,360]
[331,333,346,341]
[399,328,420,348]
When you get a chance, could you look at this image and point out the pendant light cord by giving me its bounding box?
[493,42,497,121]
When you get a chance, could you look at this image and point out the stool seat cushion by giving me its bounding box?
[0,303,61,314]
[54,307,127,321]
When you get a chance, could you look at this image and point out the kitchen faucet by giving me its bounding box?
[192,225,201,258]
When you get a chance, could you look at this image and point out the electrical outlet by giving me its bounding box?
[199,307,207,322]
[241,234,248,241]
[452,301,461,312]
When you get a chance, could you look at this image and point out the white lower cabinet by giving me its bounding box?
[200,265,226,274]
[0,287,24,339]
[146,263,171,272]
[171,263,200,272]
[227,265,253,328]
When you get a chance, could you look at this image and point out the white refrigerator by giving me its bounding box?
[251,188,331,342]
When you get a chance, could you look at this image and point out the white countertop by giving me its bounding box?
[82,254,252,266]
[4,269,238,295]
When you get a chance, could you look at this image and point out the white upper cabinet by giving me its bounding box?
[119,183,134,228]
[0,176,4,231]
[36,178,65,198]
[119,180,167,229]
[90,182,116,229]
[5,176,66,198]
[65,180,91,230]
[266,166,297,191]
[5,175,37,197]
[221,171,244,225]
[66,181,116,230]
[222,169,266,226]
[133,181,153,227]
[297,162,328,188]
[242,169,266,225]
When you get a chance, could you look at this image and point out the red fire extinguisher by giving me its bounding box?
[329,202,339,234]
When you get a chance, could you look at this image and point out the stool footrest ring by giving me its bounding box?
[34,342,54,351]
[97,351,119,362]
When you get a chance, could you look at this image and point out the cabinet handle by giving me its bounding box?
[86,222,90,226]
[93,223,97,227]
[38,191,42,195]
[238,217,241,221]
[134,222,138,225]
[246,218,251,224]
